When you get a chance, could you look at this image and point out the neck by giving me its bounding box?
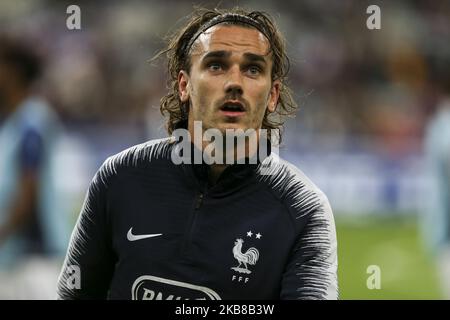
[208,163,228,185]
[187,123,264,185]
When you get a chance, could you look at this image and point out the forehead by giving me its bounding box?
[191,24,270,58]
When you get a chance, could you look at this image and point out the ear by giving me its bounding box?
[178,70,190,102]
[267,80,280,113]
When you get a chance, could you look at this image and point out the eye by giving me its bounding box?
[246,65,262,76]
[208,62,223,72]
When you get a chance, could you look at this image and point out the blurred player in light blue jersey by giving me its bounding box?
[0,36,70,299]
[423,55,450,298]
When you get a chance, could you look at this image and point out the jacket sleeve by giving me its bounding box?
[280,194,339,300]
[57,160,116,299]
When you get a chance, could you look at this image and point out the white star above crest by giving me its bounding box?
[247,231,253,237]
[256,233,262,239]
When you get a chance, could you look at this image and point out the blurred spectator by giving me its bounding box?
[0,36,70,299]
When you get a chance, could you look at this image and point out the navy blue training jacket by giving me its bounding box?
[57,138,338,300]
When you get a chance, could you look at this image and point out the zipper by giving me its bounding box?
[195,192,204,209]
[182,186,207,254]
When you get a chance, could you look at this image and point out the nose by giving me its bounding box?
[224,65,243,96]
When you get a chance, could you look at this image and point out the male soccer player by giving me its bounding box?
[57,7,338,300]
[0,36,69,298]
[422,55,450,298]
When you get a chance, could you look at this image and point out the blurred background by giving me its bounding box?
[1,0,449,299]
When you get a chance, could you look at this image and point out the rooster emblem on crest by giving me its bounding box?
[231,238,260,274]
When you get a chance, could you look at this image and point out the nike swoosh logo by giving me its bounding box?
[127,228,163,241]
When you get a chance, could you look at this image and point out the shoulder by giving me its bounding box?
[94,137,174,187]
[256,153,333,227]
[19,98,60,129]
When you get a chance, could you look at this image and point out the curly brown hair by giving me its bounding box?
[152,7,297,142]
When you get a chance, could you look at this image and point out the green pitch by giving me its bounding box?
[336,215,443,299]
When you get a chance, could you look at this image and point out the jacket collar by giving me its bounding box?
[177,140,271,196]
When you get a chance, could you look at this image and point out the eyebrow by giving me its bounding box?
[202,50,268,65]
[243,52,267,65]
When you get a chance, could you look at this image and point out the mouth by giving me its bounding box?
[219,101,246,117]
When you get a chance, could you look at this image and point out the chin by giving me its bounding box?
[216,122,250,132]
